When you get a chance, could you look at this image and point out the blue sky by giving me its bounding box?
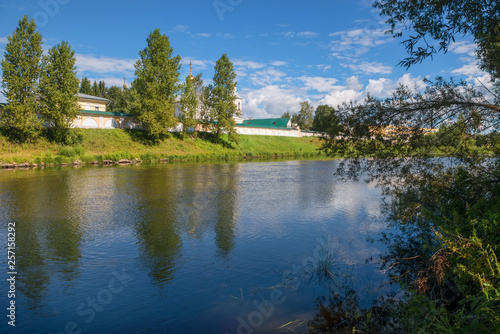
[0,0,490,118]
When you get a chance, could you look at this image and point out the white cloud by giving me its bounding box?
[294,41,313,47]
[365,78,389,96]
[242,85,304,118]
[329,28,389,59]
[233,60,290,86]
[249,68,287,86]
[233,59,266,70]
[449,41,476,57]
[234,59,268,79]
[345,76,363,91]
[447,42,492,81]
[181,57,212,70]
[472,74,493,88]
[298,76,341,92]
[307,64,332,72]
[364,74,426,98]
[239,73,431,118]
[0,37,8,44]
[313,74,425,107]
[216,33,234,39]
[271,61,287,66]
[397,73,426,91]
[472,74,496,101]
[193,33,212,38]
[343,61,392,74]
[313,64,332,72]
[319,89,363,108]
[297,31,319,38]
[76,54,136,75]
[452,62,484,77]
[171,25,189,33]
[87,77,128,87]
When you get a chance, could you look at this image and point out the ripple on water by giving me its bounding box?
[0,161,394,334]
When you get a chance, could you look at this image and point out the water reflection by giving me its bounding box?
[130,166,182,290]
[0,160,390,334]
[0,170,85,308]
[212,164,240,258]
[130,163,241,290]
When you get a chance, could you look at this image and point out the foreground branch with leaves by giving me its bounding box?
[312,0,500,330]
[314,80,500,333]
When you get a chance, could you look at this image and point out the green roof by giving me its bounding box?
[238,118,291,129]
[80,110,132,117]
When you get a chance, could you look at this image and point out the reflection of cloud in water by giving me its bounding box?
[236,160,388,269]
[0,160,394,333]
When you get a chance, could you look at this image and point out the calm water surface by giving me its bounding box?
[0,160,392,334]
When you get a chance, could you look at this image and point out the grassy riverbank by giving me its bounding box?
[0,128,325,165]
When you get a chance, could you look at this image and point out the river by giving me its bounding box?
[0,160,393,334]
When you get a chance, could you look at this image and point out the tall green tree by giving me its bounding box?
[206,53,239,143]
[98,80,107,98]
[313,104,339,133]
[119,87,139,115]
[39,41,80,143]
[106,84,139,115]
[91,81,99,97]
[106,86,123,111]
[296,101,314,130]
[0,16,43,142]
[281,111,291,119]
[133,28,181,140]
[178,73,201,137]
[79,77,92,95]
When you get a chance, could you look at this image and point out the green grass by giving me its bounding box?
[0,128,325,165]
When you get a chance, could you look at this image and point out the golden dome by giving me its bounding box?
[188,62,195,81]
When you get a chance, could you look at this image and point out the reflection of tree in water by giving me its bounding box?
[132,167,182,290]
[277,237,371,333]
[306,159,500,333]
[308,289,359,334]
[176,163,239,259]
[136,218,181,287]
[301,236,400,333]
[14,221,50,305]
[213,164,239,258]
[1,171,83,305]
[44,218,82,282]
[132,163,240,290]
[44,172,83,284]
[276,235,408,333]
[308,288,410,334]
[313,0,500,330]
